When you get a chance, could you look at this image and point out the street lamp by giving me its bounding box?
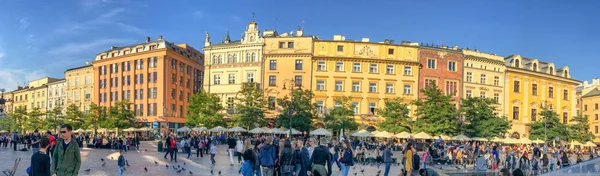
[0,88,5,116]
[282,79,301,138]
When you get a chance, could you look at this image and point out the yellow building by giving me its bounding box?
[462,49,506,116]
[581,88,600,142]
[65,63,94,113]
[262,28,313,117]
[203,20,264,114]
[312,36,419,127]
[9,77,61,114]
[504,55,579,139]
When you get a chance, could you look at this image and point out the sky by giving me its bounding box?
[0,0,599,91]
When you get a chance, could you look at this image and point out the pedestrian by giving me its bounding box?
[117,150,126,176]
[227,134,237,166]
[297,139,310,176]
[30,136,51,176]
[241,138,255,176]
[31,130,41,154]
[404,143,414,176]
[309,137,332,176]
[236,136,244,164]
[46,131,56,157]
[330,139,342,170]
[12,131,18,151]
[210,141,219,165]
[51,124,82,176]
[339,140,354,176]
[186,136,193,158]
[383,141,393,176]
[280,140,295,176]
[259,136,277,176]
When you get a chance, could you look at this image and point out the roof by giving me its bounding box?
[65,65,92,72]
[100,40,169,53]
[582,88,600,98]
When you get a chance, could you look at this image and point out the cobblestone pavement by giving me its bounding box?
[0,142,407,176]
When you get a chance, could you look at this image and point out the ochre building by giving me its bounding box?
[463,49,506,116]
[65,63,94,113]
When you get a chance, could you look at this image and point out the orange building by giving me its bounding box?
[92,36,204,133]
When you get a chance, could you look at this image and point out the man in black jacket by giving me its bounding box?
[227,135,236,166]
[310,138,332,176]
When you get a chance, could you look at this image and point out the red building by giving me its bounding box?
[418,45,463,103]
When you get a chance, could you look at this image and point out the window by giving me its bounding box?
[369,82,377,93]
[135,104,144,116]
[227,54,232,63]
[288,42,294,48]
[136,59,144,70]
[150,72,157,83]
[148,88,157,99]
[169,73,176,84]
[353,63,361,72]
[251,53,256,62]
[595,114,598,121]
[228,74,236,84]
[563,112,568,124]
[335,81,343,91]
[448,61,456,71]
[532,84,538,96]
[85,76,91,85]
[404,84,411,94]
[187,66,191,75]
[279,42,285,48]
[337,45,343,52]
[388,48,394,55]
[179,91,183,100]
[549,87,554,98]
[268,96,276,110]
[226,97,235,110]
[180,63,185,72]
[316,80,325,90]
[514,81,520,93]
[425,79,436,87]
[584,105,588,111]
[352,102,359,115]
[123,61,130,71]
[171,59,177,68]
[494,76,500,86]
[170,89,176,99]
[427,59,436,69]
[214,75,221,85]
[404,66,412,75]
[386,64,394,74]
[247,73,255,83]
[136,89,144,100]
[122,90,130,100]
[295,76,302,87]
[75,78,80,86]
[85,90,90,100]
[335,62,344,72]
[270,60,277,70]
[531,109,537,122]
[513,107,519,120]
[171,104,176,116]
[563,90,568,101]
[233,54,238,63]
[514,59,520,67]
[316,101,324,114]
[295,60,303,70]
[148,103,157,116]
[466,90,472,98]
[480,74,486,84]
[480,91,486,98]
[149,57,158,68]
[269,76,276,86]
[596,103,599,110]
[596,126,598,134]
[369,103,376,115]
[466,72,472,82]
[446,81,457,95]
[386,83,394,94]
[352,82,360,92]
[369,63,378,73]
[317,61,326,71]
[245,53,250,62]
[493,93,500,103]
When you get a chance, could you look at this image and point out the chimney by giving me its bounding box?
[593,78,600,85]
[441,45,448,49]
[453,45,459,50]
[383,39,394,44]
[361,38,370,42]
[333,35,343,41]
[145,37,150,42]
[296,26,303,37]
[465,47,470,51]
[475,49,479,52]
[110,46,116,49]
[158,35,163,40]
[584,80,589,86]
[85,61,89,66]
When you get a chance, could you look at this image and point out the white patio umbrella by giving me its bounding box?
[310,128,332,136]
[532,139,545,144]
[249,127,265,134]
[518,138,532,144]
[395,132,412,138]
[452,134,471,141]
[277,128,302,135]
[413,132,432,139]
[434,135,451,141]
[584,141,596,147]
[351,129,371,137]
[177,126,191,132]
[374,131,396,138]
[228,127,247,133]
[265,128,280,134]
[74,128,86,133]
[209,126,227,132]
[503,138,518,144]
[192,127,207,132]
[491,137,504,143]
[136,127,152,131]
[0,130,8,133]
[123,127,136,132]
[471,137,488,142]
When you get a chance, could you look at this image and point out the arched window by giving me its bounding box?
[246,53,250,62]
[549,67,554,74]
[514,59,520,68]
[251,52,256,62]
[233,54,238,63]
[533,63,537,71]
[250,36,254,42]
[218,55,222,64]
[212,56,217,65]
[227,54,232,63]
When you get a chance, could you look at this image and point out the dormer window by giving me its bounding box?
[549,67,554,74]
[124,50,130,55]
[532,63,537,71]
[514,59,520,68]
[564,70,568,77]
[136,48,143,52]
[111,53,116,57]
[150,45,156,50]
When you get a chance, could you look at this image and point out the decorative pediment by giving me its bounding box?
[512,99,522,105]
[530,102,538,108]
[562,106,569,111]
[354,44,378,57]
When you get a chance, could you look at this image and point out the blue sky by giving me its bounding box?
[0,0,599,91]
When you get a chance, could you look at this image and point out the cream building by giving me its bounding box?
[65,63,94,113]
[203,20,264,114]
[47,79,66,112]
[462,49,506,116]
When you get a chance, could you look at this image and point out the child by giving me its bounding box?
[210,141,219,165]
[118,151,126,176]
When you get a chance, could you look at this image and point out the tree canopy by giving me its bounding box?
[412,83,460,136]
[324,97,358,134]
[105,100,136,130]
[186,90,226,128]
[568,114,594,142]
[84,103,107,134]
[377,97,412,133]
[459,97,510,138]
[234,82,267,129]
[65,104,85,130]
[529,109,570,142]
[276,89,317,132]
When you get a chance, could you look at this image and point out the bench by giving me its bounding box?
[2,158,20,176]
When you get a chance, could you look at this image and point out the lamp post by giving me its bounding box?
[0,88,5,116]
[282,79,300,138]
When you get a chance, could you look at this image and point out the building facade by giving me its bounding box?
[47,80,66,112]
[418,45,463,104]
[576,78,600,115]
[93,36,204,133]
[1,91,13,116]
[581,88,600,142]
[462,50,506,115]
[203,20,264,114]
[65,64,94,113]
[504,55,579,139]
[312,36,420,126]
[262,28,313,117]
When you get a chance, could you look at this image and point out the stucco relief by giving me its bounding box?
[355,44,377,57]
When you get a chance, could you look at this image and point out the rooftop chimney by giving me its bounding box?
[333,35,344,41]
[453,45,459,50]
[441,45,448,49]
[158,35,163,40]
[593,78,600,85]
[584,80,589,86]
[475,49,479,52]
[361,38,370,42]
[296,26,303,37]
[145,37,150,42]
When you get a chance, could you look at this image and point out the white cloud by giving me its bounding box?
[193,11,204,18]
[116,22,145,36]
[79,0,112,8]
[0,69,47,91]
[47,38,131,56]
[54,8,126,35]
[19,18,29,30]
[231,15,242,21]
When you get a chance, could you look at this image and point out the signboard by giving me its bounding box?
[152,122,159,129]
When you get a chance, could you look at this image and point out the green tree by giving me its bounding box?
[529,109,570,142]
[44,105,65,131]
[460,97,510,138]
[413,83,460,135]
[377,97,413,133]
[324,97,358,135]
[276,89,317,133]
[186,90,226,128]
[234,82,267,129]
[65,104,85,130]
[0,106,27,132]
[568,114,594,142]
[105,101,136,130]
[84,103,107,134]
[25,107,45,131]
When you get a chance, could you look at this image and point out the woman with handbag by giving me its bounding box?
[279,140,295,176]
[339,140,354,176]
